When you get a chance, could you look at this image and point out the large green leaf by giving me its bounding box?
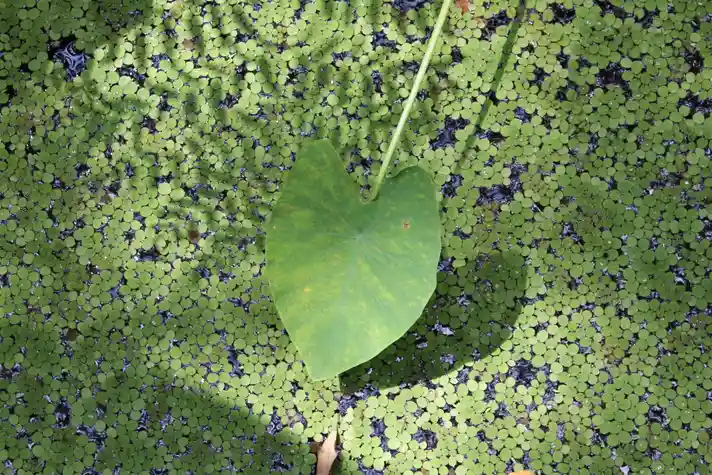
[266,140,441,380]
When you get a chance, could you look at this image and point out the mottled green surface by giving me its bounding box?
[267,140,441,380]
[1,0,712,473]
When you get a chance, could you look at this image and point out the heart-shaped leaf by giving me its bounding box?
[267,140,441,380]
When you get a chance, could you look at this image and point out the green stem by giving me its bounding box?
[369,0,454,201]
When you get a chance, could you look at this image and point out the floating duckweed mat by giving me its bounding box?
[1,0,711,473]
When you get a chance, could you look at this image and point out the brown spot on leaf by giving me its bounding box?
[456,0,469,13]
[188,229,200,243]
[403,221,411,229]
[66,328,79,341]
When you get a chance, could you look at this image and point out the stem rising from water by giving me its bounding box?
[369,0,454,200]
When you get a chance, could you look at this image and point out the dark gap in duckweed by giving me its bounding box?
[431,117,470,149]
[556,50,570,68]
[483,374,499,402]
[646,405,668,426]
[595,62,630,94]
[48,36,88,80]
[550,3,576,24]
[77,423,107,448]
[134,246,161,262]
[561,222,584,244]
[437,257,455,274]
[494,402,509,418]
[678,92,712,117]
[440,173,463,198]
[356,462,385,475]
[635,8,658,27]
[372,31,397,50]
[507,358,536,387]
[75,162,91,178]
[331,51,352,64]
[475,183,517,205]
[481,10,513,41]
[513,106,531,123]
[151,53,170,69]
[648,170,683,190]
[451,46,462,64]
[54,399,72,428]
[593,0,629,19]
[412,428,438,450]
[683,48,704,74]
[370,418,396,456]
[402,60,420,74]
[529,67,550,86]
[117,66,146,85]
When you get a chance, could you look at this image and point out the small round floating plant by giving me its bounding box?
[0,0,711,473]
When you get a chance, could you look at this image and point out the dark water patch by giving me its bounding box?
[134,247,160,262]
[482,10,512,41]
[476,128,505,144]
[413,428,438,450]
[226,345,244,377]
[49,37,88,80]
[647,405,668,425]
[117,66,145,85]
[75,163,91,179]
[550,3,576,23]
[371,70,383,93]
[76,423,106,448]
[494,402,510,418]
[151,53,170,69]
[529,67,550,86]
[476,184,515,205]
[332,51,351,64]
[542,378,559,405]
[514,106,531,123]
[372,31,397,50]
[402,60,420,73]
[556,51,570,68]
[648,170,682,190]
[678,93,712,117]
[441,174,463,198]
[438,257,454,274]
[270,452,292,472]
[141,116,158,134]
[391,0,433,12]
[596,62,629,90]
[507,359,536,387]
[683,48,704,74]
[431,116,470,149]
[54,399,71,428]
[0,362,20,379]
[593,0,629,19]
[451,46,462,63]
[561,222,583,244]
[265,411,283,436]
[456,366,472,385]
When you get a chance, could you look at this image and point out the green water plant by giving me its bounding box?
[266,0,454,380]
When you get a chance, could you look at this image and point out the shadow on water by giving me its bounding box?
[1,315,317,473]
[451,0,528,177]
[340,250,528,394]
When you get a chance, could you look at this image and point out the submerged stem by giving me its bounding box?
[369,0,454,200]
